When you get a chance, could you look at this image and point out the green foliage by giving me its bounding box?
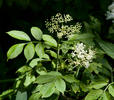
[55,78,66,94]
[85,89,103,100]
[1,12,114,100]
[31,27,43,40]
[108,84,114,97]
[16,91,27,100]
[24,42,35,61]
[7,43,25,60]
[43,35,57,47]
[7,31,31,41]
[97,39,114,59]
[35,43,45,58]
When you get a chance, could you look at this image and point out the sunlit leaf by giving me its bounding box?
[43,35,57,47]
[40,82,55,98]
[7,30,31,41]
[35,43,45,58]
[55,78,66,93]
[85,89,103,100]
[31,27,43,40]
[24,73,35,87]
[24,42,35,61]
[7,43,25,60]
[29,58,43,68]
[108,84,114,97]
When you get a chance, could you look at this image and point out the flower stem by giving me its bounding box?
[76,66,80,77]
[56,39,60,71]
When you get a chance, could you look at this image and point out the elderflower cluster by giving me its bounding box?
[45,13,81,38]
[106,2,114,23]
[70,43,95,68]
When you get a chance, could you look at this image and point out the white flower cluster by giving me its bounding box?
[106,2,114,23]
[45,13,81,38]
[70,43,95,68]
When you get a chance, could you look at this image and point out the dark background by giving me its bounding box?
[0,0,112,92]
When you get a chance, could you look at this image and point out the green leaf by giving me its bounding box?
[16,91,27,100]
[29,58,43,68]
[99,58,112,71]
[29,92,41,100]
[24,73,35,87]
[35,75,56,84]
[35,43,45,58]
[68,33,94,41]
[16,65,31,74]
[46,50,57,58]
[7,30,31,41]
[99,91,111,100]
[63,75,77,83]
[108,84,114,97]
[32,85,43,93]
[90,81,108,89]
[31,27,43,40]
[0,89,14,97]
[85,89,103,100]
[47,71,62,76]
[24,42,35,61]
[42,54,50,60]
[55,78,66,93]
[43,35,57,47]
[40,82,55,98]
[7,43,25,60]
[71,83,80,93]
[97,40,114,59]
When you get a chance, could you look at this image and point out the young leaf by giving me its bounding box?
[0,89,14,98]
[40,82,55,98]
[108,84,114,97]
[31,27,43,40]
[35,43,45,58]
[43,35,57,47]
[7,30,31,41]
[29,58,43,68]
[55,78,66,94]
[85,89,103,100]
[24,42,35,61]
[7,43,25,60]
[29,92,41,100]
[46,50,57,58]
[24,73,36,87]
[42,54,50,60]
[16,91,27,100]
[16,65,31,74]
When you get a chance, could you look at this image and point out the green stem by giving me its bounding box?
[56,39,60,71]
[99,82,114,99]
[76,66,80,77]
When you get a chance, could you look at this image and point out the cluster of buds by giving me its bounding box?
[69,43,95,69]
[45,13,81,38]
